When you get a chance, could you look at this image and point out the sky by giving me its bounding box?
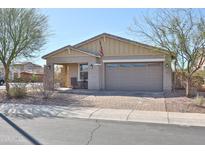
[34,8,155,66]
[1,8,205,66]
[31,8,205,66]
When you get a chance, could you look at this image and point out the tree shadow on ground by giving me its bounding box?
[0,102,91,119]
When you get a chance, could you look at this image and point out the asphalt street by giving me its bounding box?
[1,115,205,145]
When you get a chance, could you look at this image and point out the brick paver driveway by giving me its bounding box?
[58,90,166,111]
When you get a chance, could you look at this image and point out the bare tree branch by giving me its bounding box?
[129,9,205,97]
[0,8,49,95]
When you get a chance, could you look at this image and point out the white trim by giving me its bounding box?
[93,63,101,66]
[42,46,100,59]
[77,63,80,81]
[70,47,100,57]
[103,58,165,63]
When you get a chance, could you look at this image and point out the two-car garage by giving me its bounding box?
[105,62,163,92]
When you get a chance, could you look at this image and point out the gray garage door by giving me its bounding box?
[105,62,163,91]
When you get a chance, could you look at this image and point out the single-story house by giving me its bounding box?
[42,33,174,92]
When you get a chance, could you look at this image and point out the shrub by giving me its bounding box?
[31,74,38,82]
[194,95,205,106]
[194,70,205,78]
[191,75,204,89]
[13,77,25,83]
[175,71,186,89]
[31,83,54,99]
[9,83,27,98]
[175,70,205,90]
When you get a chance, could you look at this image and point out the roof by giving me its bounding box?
[20,71,44,75]
[13,62,42,67]
[42,33,174,59]
[42,45,100,59]
[74,33,173,55]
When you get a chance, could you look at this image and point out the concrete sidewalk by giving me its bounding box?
[1,103,205,127]
[57,106,205,127]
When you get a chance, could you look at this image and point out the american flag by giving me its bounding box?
[99,41,104,57]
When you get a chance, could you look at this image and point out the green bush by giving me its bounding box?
[31,74,37,82]
[9,84,27,98]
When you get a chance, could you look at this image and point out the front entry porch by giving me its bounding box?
[43,45,101,91]
[55,63,88,89]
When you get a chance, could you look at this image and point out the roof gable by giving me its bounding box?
[42,33,173,60]
[13,62,42,67]
[74,33,170,55]
[42,46,100,59]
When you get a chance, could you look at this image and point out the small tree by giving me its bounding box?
[129,9,205,97]
[0,9,48,96]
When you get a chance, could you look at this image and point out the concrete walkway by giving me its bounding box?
[58,107,205,127]
[1,103,205,127]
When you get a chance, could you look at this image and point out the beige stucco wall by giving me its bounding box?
[88,62,100,89]
[163,63,172,91]
[68,64,78,78]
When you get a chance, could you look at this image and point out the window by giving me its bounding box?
[79,64,88,80]
[107,64,119,68]
[107,63,146,69]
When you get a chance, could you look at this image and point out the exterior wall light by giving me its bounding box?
[45,65,51,70]
[89,64,93,69]
[89,63,101,69]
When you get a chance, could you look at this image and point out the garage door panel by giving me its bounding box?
[105,62,163,91]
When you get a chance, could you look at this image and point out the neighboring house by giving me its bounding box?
[12,62,43,78]
[42,33,173,92]
[0,62,44,82]
[11,62,44,81]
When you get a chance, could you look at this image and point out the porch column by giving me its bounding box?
[62,64,69,87]
[44,62,54,90]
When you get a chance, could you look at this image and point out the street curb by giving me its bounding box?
[60,109,205,127]
[1,103,205,127]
